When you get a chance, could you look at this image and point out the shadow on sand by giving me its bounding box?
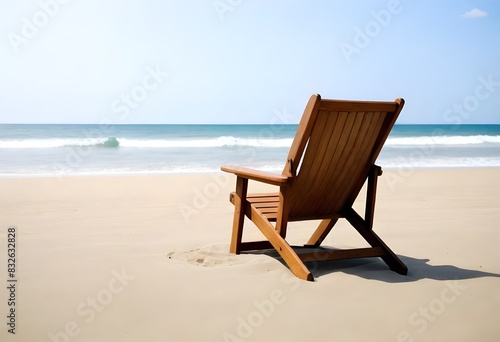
[245,248,500,283]
[310,255,500,283]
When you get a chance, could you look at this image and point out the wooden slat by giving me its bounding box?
[245,204,278,219]
[292,110,360,217]
[251,198,278,203]
[285,94,322,178]
[326,112,384,212]
[258,208,278,216]
[288,110,333,215]
[314,111,367,214]
[303,110,346,214]
[253,203,279,210]
[249,198,278,204]
[289,110,351,218]
[251,201,279,220]
[247,192,279,199]
[280,213,344,221]
[317,112,361,213]
[264,213,278,220]
[319,99,398,112]
[345,99,404,207]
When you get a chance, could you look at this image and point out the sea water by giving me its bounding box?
[0,124,499,177]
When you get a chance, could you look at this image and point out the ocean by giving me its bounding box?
[0,124,499,177]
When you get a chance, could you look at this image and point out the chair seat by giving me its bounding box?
[230,192,279,220]
[230,192,346,222]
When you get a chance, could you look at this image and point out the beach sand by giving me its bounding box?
[0,168,499,341]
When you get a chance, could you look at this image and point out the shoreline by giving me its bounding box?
[1,165,499,179]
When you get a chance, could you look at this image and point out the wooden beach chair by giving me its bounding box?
[221,94,407,281]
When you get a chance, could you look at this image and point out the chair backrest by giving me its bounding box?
[283,94,404,220]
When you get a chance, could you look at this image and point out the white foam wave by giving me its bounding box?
[1,135,499,149]
[118,136,293,148]
[0,138,115,149]
[379,157,500,169]
[386,135,500,146]
[0,136,294,149]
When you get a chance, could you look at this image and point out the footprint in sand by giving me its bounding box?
[166,245,266,267]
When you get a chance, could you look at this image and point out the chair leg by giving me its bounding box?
[250,205,313,281]
[229,177,248,254]
[365,165,382,229]
[306,218,338,247]
[275,188,290,239]
[344,208,408,275]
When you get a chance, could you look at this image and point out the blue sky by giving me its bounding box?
[0,0,499,124]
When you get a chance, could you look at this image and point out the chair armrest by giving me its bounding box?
[220,165,289,186]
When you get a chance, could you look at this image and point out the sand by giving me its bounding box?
[0,168,499,341]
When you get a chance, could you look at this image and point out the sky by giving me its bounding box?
[0,0,499,124]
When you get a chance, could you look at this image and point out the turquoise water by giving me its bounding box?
[0,124,499,176]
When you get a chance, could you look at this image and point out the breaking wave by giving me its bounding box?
[0,136,292,149]
[1,135,499,149]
